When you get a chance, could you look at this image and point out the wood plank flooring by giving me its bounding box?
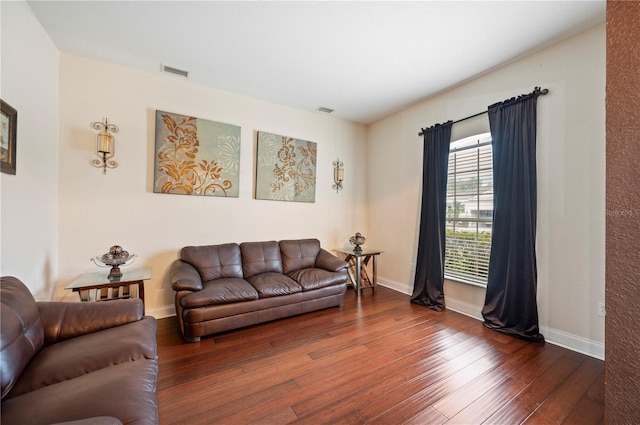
[157,286,604,424]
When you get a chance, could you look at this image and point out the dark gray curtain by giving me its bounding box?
[482,89,544,342]
[411,121,452,311]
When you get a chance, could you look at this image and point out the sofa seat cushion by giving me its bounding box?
[246,273,302,298]
[180,278,258,308]
[287,268,347,291]
[181,297,264,323]
[7,317,157,398]
[1,359,158,425]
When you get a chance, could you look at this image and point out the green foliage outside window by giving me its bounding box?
[445,229,492,282]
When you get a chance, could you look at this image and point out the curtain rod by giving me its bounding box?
[418,87,549,136]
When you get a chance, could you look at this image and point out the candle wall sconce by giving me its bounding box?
[90,117,119,174]
[333,158,344,193]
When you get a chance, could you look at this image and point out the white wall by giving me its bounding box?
[368,24,606,358]
[57,53,368,317]
[0,1,59,300]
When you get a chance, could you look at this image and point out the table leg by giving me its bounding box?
[78,289,90,302]
[372,254,378,293]
[356,256,362,297]
[138,281,145,315]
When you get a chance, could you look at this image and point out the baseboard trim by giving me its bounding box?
[444,296,604,360]
[379,277,604,360]
[444,297,483,320]
[538,325,605,360]
[378,277,411,295]
[147,304,175,319]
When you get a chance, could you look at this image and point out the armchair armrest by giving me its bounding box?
[51,417,123,425]
[316,249,349,272]
[169,260,203,292]
[37,299,143,346]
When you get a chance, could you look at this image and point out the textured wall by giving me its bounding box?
[605,1,640,422]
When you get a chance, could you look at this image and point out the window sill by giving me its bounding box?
[444,275,487,289]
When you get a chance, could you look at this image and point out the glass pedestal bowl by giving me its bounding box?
[91,245,136,279]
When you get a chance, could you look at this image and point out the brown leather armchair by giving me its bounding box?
[1,276,158,425]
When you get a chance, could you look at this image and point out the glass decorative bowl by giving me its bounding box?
[349,232,366,254]
[92,245,136,279]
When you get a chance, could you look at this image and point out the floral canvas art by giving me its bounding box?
[154,111,240,197]
[255,131,316,202]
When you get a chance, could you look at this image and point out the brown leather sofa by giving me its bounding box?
[0,276,158,425]
[170,238,348,342]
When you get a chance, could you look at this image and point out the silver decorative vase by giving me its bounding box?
[349,232,366,254]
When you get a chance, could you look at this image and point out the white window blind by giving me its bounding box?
[445,133,493,286]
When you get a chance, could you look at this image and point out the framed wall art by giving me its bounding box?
[1,99,17,175]
[255,131,316,202]
[154,110,240,197]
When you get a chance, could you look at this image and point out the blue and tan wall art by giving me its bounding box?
[154,110,240,197]
[255,131,317,202]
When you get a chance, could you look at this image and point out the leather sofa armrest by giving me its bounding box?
[169,259,203,292]
[51,417,123,425]
[315,249,349,272]
[37,299,143,346]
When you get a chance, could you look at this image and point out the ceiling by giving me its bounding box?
[28,1,605,124]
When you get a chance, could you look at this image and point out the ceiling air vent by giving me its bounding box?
[317,106,334,114]
[161,64,189,78]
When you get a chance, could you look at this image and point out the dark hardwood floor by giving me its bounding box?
[157,286,604,425]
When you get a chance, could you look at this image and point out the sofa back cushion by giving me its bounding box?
[1,276,44,399]
[180,243,243,281]
[279,239,321,274]
[240,241,283,278]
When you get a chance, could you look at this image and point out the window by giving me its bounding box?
[445,133,493,286]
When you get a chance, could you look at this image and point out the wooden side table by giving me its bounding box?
[334,249,383,297]
[65,267,151,314]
